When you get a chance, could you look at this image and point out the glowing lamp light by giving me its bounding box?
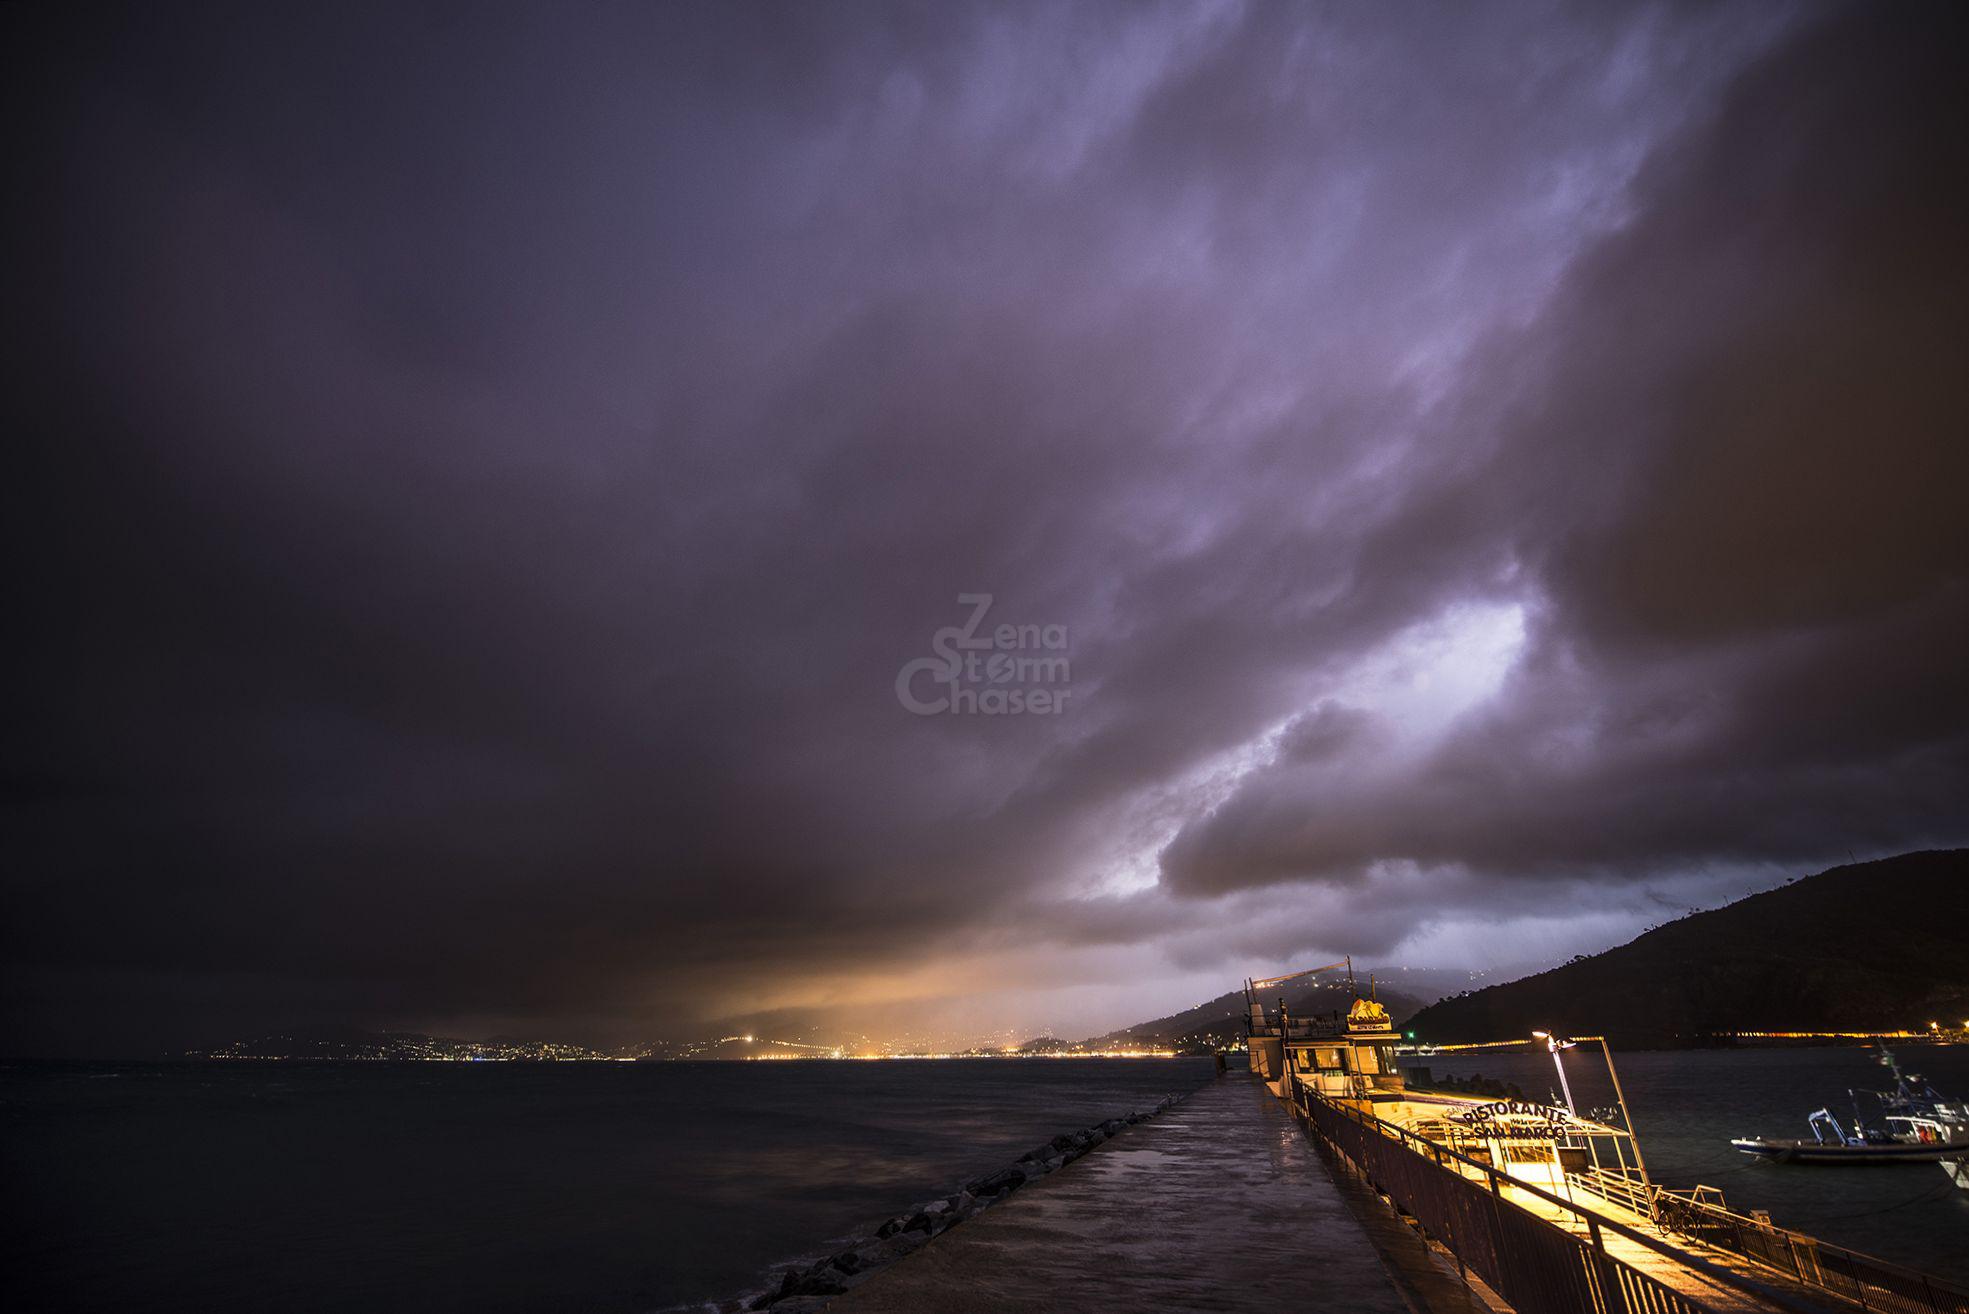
[1532,1030,1577,1113]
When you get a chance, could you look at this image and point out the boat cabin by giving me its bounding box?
[1248,984,1649,1203]
[1283,996,1405,1103]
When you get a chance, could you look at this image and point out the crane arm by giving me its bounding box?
[1250,958,1351,991]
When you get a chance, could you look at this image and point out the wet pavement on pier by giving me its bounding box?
[831,1073,1415,1313]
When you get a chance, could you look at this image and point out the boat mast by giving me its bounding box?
[1600,1039,1656,1209]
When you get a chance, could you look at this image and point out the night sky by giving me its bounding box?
[5,2,1965,1057]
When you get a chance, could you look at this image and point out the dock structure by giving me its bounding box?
[829,1025,1968,1314]
[1299,1084,1969,1314]
[1246,980,1969,1314]
[830,1073,1425,1313]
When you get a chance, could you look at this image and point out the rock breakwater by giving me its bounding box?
[710,1090,1193,1313]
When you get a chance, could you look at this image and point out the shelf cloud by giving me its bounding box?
[5,1,1963,1053]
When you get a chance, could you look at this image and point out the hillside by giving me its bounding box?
[1405,850,1969,1047]
[1085,977,1428,1051]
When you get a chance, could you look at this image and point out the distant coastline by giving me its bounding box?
[116,1026,1969,1067]
[176,1027,1207,1063]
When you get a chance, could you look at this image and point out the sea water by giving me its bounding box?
[7,1048,1965,1311]
[1,1057,1212,1312]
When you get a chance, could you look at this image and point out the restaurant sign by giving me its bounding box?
[1447,1100,1574,1137]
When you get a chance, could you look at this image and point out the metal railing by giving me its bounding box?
[1576,1166,1657,1220]
[1290,1082,1815,1314]
[1652,1193,1969,1314]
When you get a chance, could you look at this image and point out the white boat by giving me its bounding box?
[1730,1122,1969,1164]
[1730,1043,1969,1173]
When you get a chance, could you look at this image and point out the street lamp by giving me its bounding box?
[1533,1030,1578,1114]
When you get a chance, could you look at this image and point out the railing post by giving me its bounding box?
[1586,1217,1619,1314]
[1484,1167,1511,1307]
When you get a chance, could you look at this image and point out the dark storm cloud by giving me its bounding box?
[4,1,1960,1054]
[1161,2,1969,898]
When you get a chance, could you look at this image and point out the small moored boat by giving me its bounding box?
[1730,1043,1969,1171]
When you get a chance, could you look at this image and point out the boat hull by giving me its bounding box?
[1733,1137,1969,1164]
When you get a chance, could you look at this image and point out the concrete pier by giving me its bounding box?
[831,1074,1418,1313]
